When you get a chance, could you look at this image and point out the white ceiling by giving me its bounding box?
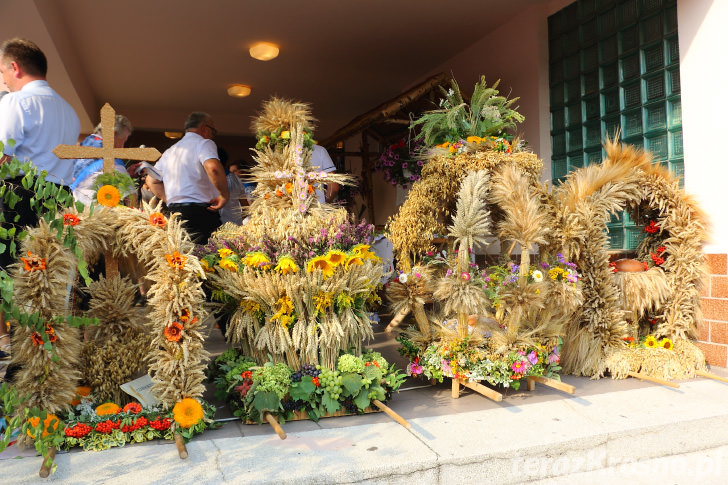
[25,0,545,139]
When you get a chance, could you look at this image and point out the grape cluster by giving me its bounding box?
[292,363,321,382]
[318,368,344,400]
[281,399,306,412]
[342,397,358,414]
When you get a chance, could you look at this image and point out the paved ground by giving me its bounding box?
[3,320,728,484]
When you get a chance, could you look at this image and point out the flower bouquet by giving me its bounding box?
[208,348,405,423]
[375,138,425,189]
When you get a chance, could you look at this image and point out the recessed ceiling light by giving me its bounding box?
[249,42,279,61]
[164,131,183,139]
[227,84,252,97]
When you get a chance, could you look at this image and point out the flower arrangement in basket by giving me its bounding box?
[208,348,405,423]
[375,138,425,189]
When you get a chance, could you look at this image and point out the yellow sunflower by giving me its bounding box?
[96,185,121,207]
[345,255,364,270]
[325,249,348,266]
[172,398,204,428]
[350,244,370,255]
[200,259,215,273]
[643,335,658,348]
[274,256,299,275]
[307,255,334,278]
[218,258,239,272]
[660,338,674,350]
[243,251,271,269]
[218,248,234,258]
[466,135,483,143]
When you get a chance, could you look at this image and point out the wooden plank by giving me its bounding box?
[174,433,188,459]
[263,411,287,440]
[696,369,728,384]
[39,447,56,478]
[372,399,411,429]
[527,376,576,394]
[458,379,503,402]
[627,371,680,388]
[244,405,381,424]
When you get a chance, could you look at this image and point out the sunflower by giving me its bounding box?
[149,212,166,227]
[660,338,674,350]
[200,259,215,273]
[173,398,205,428]
[274,256,299,275]
[218,258,239,272]
[165,251,187,269]
[164,321,184,342]
[243,251,271,268]
[325,249,348,266]
[63,213,80,226]
[217,248,234,258]
[345,255,364,270]
[123,402,143,414]
[95,402,121,416]
[96,184,121,207]
[26,413,60,439]
[307,255,334,278]
[643,335,658,348]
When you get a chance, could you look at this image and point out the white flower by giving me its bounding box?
[398,273,408,284]
[274,170,283,179]
[532,270,544,283]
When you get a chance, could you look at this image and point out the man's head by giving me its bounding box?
[93,114,133,148]
[0,38,47,92]
[184,112,217,140]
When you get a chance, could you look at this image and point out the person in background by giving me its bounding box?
[146,112,228,244]
[311,144,340,203]
[70,114,140,206]
[218,149,244,226]
[0,38,80,366]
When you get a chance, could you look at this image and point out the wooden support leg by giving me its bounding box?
[527,376,576,394]
[174,433,188,459]
[627,371,680,389]
[39,448,56,478]
[451,378,460,398]
[458,379,503,402]
[696,369,728,384]
[263,411,287,440]
[372,400,411,429]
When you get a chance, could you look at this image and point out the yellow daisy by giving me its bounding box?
[326,249,348,266]
[644,335,658,348]
[243,251,271,268]
[218,248,234,258]
[660,338,674,350]
[274,256,299,275]
[307,255,334,278]
[218,258,238,272]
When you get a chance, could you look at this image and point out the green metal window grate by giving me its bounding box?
[548,0,683,250]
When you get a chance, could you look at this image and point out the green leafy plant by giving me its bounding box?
[411,76,525,147]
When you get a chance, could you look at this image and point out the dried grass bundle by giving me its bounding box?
[251,96,316,135]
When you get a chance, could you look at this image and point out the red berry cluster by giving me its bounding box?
[64,422,93,438]
[95,419,121,433]
[121,416,149,433]
[365,361,380,368]
[149,417,172,431]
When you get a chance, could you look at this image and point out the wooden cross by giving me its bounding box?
[53,103,162,277]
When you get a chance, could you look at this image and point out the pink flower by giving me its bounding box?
[512,360,528,373]
[407,361,423,376]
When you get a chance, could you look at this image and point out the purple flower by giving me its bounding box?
[445,269,453,278]
[527,351,538,365]
[417,160,424,166]
[540,262,550,269]
[402,162,408,169]
[548,353,560,364]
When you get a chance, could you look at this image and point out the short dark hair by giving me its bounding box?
[184,112,210,130]
[0,38,47,77]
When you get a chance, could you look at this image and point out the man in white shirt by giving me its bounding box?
[147,112,229,244]
[311,144,340,203]
[0,38,80,268]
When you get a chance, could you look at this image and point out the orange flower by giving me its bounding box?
[285,182,293,193]
[276,188,283,197]
[172,398,204,428]
[149,212,166,228]
[95,402,121,416]
[264,193,270,200]
[70,385,92,406]
[164,321,184,342]
[308,184,314,194]
[165,251,187,269]
[63,213,80,226]
[20,251,46,271]
[26,413,60,439]
[123,402,143,414]
[178,309,198,325]
[96,185,121,207]
[30,331,44,346]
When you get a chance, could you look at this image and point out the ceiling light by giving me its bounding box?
[249,42,279,61]
[227,84,252,98]
[164,131,183,139]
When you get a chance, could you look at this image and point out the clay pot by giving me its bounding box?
[613,258,645,272]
